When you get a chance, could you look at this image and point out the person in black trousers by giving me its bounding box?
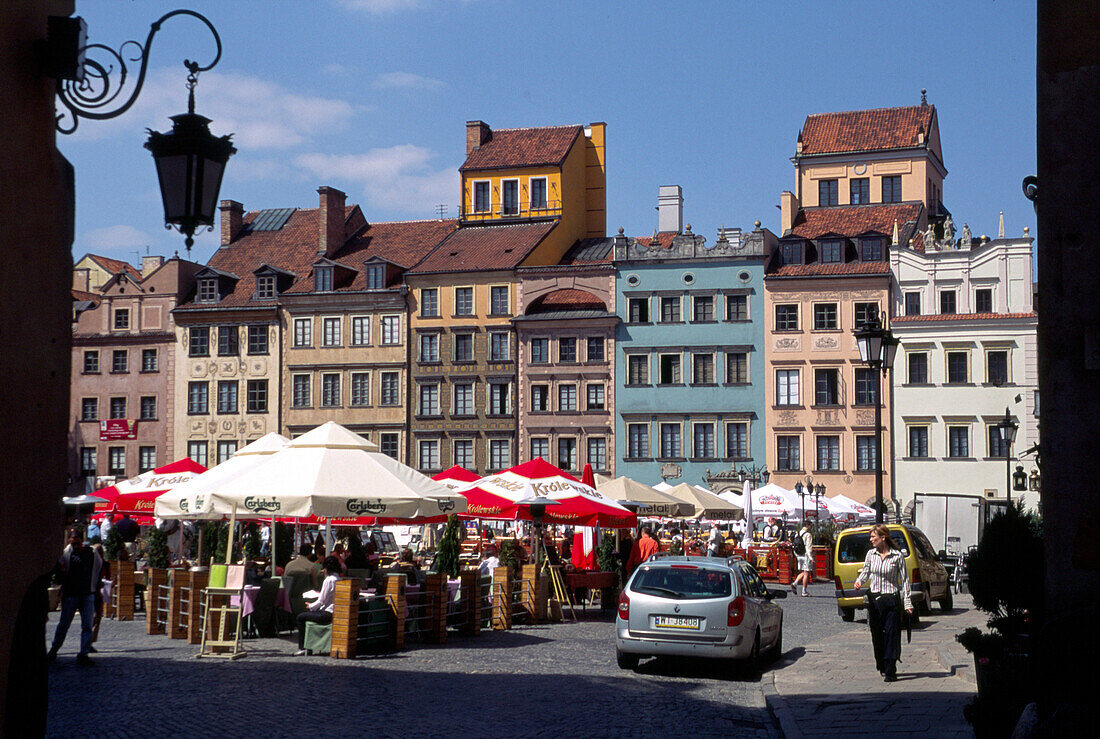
[294,556,342,655]
[854,524,913,682]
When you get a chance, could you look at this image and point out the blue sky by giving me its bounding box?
[61,0,1037,268]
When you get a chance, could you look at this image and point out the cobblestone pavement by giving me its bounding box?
[45,604,786,738]
[767,592,985,738]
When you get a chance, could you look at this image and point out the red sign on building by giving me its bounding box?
[100,419,137,441]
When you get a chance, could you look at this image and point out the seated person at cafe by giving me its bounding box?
[478,544,500,576]
[396,549,422,585]
[294,556,341,655]
[762,518,781,542]
[284,543,320,590]
[343,534,371,573]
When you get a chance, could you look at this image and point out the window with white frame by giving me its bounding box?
[587,383,605,410]
[218,325,239,356]
[946,351,969,383]
[488,382,510,415]
[531,338,549,364]
[187,382,208,414]
[659,353,681,384]
[81,447,97,477]
[255,275,276,299]
[453,383,474,416]
[502,179,519,215]
[454,439,474,469]
[314,266,333,292]
[293,318,312,347]
[627,424,649,458]
[627,354,649,385]
[114,307,130,329]
[692,353,715,384]
[817,435,841,471]
[321,374,340,407]
[775,304,799,331]
[247,326,268,355]
[379,433,399,460]
[531,384,548,412]
[418,384,439,416]
[531,437,549,462]
[660,423,682,458]
[776,369,800,406]
[490,286,509,315]
[420,288,439,317]
[726,352,748,383]
[627,297,649,323]
[381,315,400,345]
[987,349,1009,385]
[419,440,440,470]
[814,303,839,331]
[187,441,208,468]
[81,397,98,421]
[776,435,800,471]
[558,384,577,412]
[217,440,238,465]
[142,349,158,372]
[473,181,490,213]
[453,332,474,362]
[351,316,370,346]
[217,381,238,414]
[908,426,929,458]
[380,372,400,405]
[247,379,268,413]
[489,439,511,469]
[83,351,99,374]
[907,352,929,384]
[197,279,218,303]
[365,263,385,289]
[725,294,748,321]
[454,287,473,316]
[587,437,607,470]
[139,446,156,473]
[726,422,748,459]
[660,296,682,323]
[112,350,128,373]
[419,333,439,362]
[292,375,311,408]
[189,326,210,356]
[586,337,604,362]
[140,396,157,421]
[692,423,716,458]
[351,373,370,406]
[109,397,126,419]
[856,435,877,470]
[489,331,510,361]
[693,295,715,322]
[557,438,577,471]
[988,424,1010,458]
[558,337,577,363]
[322,317,341,347]
[108,447,126,476]
[530,177,548,209]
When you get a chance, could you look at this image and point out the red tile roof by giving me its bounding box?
[409,221,557,274]
[893,312,1037,324]
[71,289,101,304]
[88,255,142,282]
[800,105,935,155]
[789,202,923,239]
[460,125,582,171]
[529,288,606,312]
[769,261,892,278]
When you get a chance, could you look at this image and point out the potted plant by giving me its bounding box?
[956,503,1043,737]
[434,515,463,579]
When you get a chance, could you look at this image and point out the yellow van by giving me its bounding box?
[832,523,951,622]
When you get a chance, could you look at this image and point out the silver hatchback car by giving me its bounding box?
[616,555,785,671]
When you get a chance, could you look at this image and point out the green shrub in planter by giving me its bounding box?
[965,502,1043,639]
[103,526,125,562]
[145,525,171,570]
[434,515,463,578]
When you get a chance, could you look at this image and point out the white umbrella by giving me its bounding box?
[746,483,800,520]
[179,422,466,521]
[832,493,877,522]
[739,480,753,547]
[662,483,742,521]
[597,476,695,518]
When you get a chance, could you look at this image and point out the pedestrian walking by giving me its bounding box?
[791,522,813,596]
[853,524,913,682]
[707,525,722,557]
[48,527,104,665]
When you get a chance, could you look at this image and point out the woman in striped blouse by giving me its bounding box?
[854,524,913,682]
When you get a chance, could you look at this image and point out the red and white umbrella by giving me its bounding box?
[571,464,599,570]
[432,465,481,490]
[94,458,207,516]
[457,458,636,528]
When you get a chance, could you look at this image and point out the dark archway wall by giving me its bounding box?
[1037,0,1100,721]
[0,0,74,731]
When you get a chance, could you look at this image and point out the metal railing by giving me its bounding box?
[155,584,170,628]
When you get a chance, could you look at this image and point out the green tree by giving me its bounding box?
[498,539,521,575]
[434,515,463,578]
[243,522,262,560]
[965,502,1043,637]
[103,526,125,561]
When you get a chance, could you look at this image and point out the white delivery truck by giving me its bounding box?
[912,492,988,557]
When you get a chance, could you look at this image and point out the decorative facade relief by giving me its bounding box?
[813,336,840,350]
[776,410,799,426]
[774,336,801,352]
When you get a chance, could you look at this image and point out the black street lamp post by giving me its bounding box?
[854,313,900,524]
[996,407,1020,504]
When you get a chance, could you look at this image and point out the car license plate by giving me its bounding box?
[653,615,701,630]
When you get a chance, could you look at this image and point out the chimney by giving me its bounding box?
[220,200,244,245]
[657,185,683,234]
[466,120,491,154]
[73,268,90,293]
[780,190,800,234]
[141,256,164,277]
[317,186,346,258]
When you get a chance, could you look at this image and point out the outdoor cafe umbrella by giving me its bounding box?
[597,476,695,519]
[174,421,467,521]
[93,457,207,516]
[571,464,600,571]
[456,458,636,528]
[661,483,742,521]
[741,483,800,521]
[831,494,877,522]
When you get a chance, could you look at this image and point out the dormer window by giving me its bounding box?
[473,181,490,213]
[819,239,843,263]
[860,237,884,262]
[530,178,548,210]
[197,279,219,303]
[365,263,385,289]
[502,179,519,215]
[778,241,804,266]
[255,275,276,299]
[315,266,333,292]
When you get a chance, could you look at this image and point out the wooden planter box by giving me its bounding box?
[330,578,360,659]
[145,568,169,634]
[812,545,832,581]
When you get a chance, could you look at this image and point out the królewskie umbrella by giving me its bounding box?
[93,458,207,516]
[456,458,636,528]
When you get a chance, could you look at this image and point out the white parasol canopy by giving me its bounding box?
[597,476,696,518]
[155,432,290,519]
[662,483,743,521]
[740,483,800,520]
[161,422,466,521]
[831,493,877,521]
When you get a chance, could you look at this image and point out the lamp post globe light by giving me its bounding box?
[853,313,899,524]
[996,407,1020,504]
